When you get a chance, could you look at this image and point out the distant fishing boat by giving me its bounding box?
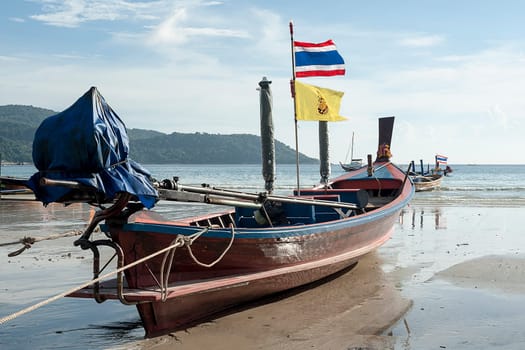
[340,159,363,171]
[409,155,450,192]
[0,85,413,337]
[411,173,443,192]
[340,132,363,171]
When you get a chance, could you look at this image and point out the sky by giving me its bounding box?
[1,0,524,165]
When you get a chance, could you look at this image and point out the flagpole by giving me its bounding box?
[289,20,301,194]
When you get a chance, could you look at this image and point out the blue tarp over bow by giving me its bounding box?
[27,87,158,208]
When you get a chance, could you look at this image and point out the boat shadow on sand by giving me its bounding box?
[87,262,362,338]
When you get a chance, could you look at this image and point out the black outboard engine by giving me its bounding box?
[254,201,289,226]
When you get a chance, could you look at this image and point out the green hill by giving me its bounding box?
[0,105,317,165]
[0,105,56,162]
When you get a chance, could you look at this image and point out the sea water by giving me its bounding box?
[1,163,524,349]
[4,163,524,204]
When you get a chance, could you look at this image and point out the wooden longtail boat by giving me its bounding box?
[408,158,448,192]
[411,174,443,192]
[68,158,413,337]
[67,123,412,336]
[0,85,413,337]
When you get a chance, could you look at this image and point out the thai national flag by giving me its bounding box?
[436,155,448,164]
[294,39,345,78]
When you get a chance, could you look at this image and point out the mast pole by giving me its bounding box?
[350,132,355,161]
[289,20,301,194]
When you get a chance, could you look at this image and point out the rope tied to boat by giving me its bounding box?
[368,161,392,197]
[186,225,236,268]
[0,225,236,325]
[0,229,92,257]
[5,236,35,257]
[157,226,236,301]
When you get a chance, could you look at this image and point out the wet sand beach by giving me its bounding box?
[135,252,409,350]
[2,199,525,349]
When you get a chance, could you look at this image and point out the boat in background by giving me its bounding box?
[411,173,443,192]
[340,131,363,171]
[409,155,450,192]
[0,176,34,196]
[0,85,413,338]
[340,159,363,171]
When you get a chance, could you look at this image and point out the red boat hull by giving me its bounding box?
[135,229,392,337]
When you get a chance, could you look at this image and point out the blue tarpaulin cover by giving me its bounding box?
[27,87,158,208]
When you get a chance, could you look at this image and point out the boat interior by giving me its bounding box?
[170,181,403,230]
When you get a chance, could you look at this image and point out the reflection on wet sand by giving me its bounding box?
[399,207,447,230]
[0,201,95,260]
[0,200,92,229]
[389,206,525,349]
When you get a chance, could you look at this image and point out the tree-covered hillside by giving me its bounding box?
[0,105,56,163]
[0,105,316,165]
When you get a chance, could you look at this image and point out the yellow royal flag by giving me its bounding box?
[294,80,347,122]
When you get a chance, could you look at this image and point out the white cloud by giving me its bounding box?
[31,0,116,28]
[29,0,163,27]
[9,17,25,23]
[150,7,189,44]
[150,7,249,45]
[399,34,444,48]
[0,55,24,62]
[249,8,288,58]
[52,53,86,60]
[346,45,525,163]
[487,105,509,129]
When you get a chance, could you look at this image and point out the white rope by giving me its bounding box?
[371,162,391,197]
[159,237,182,302]
[0,229,88,248]
[373,161,392,172]
[157,226,235,301]
[0,228,208,325]
[186,226,236,268]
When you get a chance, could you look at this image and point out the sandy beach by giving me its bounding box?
[2,200,525,349]
[134,252,410,350]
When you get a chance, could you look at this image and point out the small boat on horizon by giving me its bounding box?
[340,131,364,171]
